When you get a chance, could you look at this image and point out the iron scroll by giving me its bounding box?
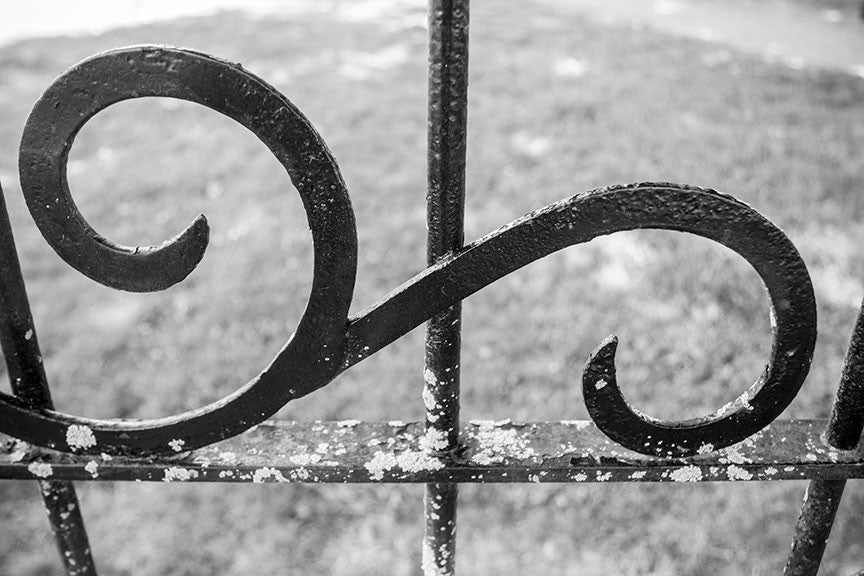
[2,46,817,457]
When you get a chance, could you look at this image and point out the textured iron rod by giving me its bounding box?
[784,303,864,576]
[784,480,846,576]
[0,184,97,576]
[825,302,864,450]
[423,1,469,574]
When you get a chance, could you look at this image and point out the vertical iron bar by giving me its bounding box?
[784,302,864,576]
[784,480,846,576]
[0,183,97,576]
[424,1,469,574]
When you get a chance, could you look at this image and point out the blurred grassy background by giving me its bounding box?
[1,0,864,574]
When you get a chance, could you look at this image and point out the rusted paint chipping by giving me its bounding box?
[3,419,863,483]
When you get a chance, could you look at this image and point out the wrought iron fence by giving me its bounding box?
[0,1,862,575]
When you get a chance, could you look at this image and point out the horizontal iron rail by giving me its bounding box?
[2,419,861,484]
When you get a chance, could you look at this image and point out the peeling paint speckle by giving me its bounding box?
[168,439,185,452]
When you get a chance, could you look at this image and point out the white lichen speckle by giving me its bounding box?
[573,472,587,482]
[252,467,287,483]
[419,428,449,453]
[66,425,97,451]
[718,444,750,465]
[629,471,647,480]
[162,467,199,482]
[696,443,715,455]
[168,439,185,452]
[84,461,99,478]
[670,465,703,482]
[28,461,53,478]
[596,471,612,482]
[421,541,449,576]
[594,378,608,390]
[395,450,444,473]
[423,367,437,387]
[24,329,33,340]
[764,467,778,476]
[726,465,753,481]
[365,451,398,480]
[470,423,535,465]
[289,453,322,466]
[422,387,440,421]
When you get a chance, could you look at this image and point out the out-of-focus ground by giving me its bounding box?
[0,1,863,575]
[3,0,864,74]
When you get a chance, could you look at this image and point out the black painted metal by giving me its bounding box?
[6,143,824,458]
[0,10,858,576]
[424,1,470,573]
[12,46,358,455]
[5,419,864,484]
[826,302,864,450]
[784,304,864,575]
[0,184,96,575]
[784,480,846,576]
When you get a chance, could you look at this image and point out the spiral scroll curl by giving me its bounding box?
[0,46,816,457]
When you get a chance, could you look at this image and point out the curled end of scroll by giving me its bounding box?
[581,335,688,457]
[582,334,624,422]
[98,213,210,292]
